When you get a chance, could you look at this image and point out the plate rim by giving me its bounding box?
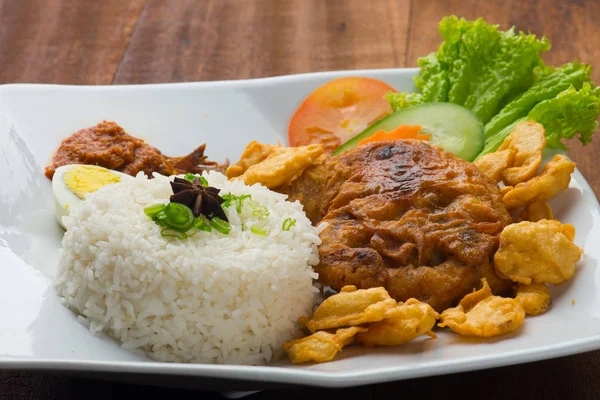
[0,68,420,91]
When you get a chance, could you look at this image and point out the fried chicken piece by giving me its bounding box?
[280,140,513,312]
[515,283,551,316]
[299,285,396,333]
[502,154,575,209]
[283,326,367,364]
[497,120,546,186]
[357,299,440,347]
[438,279,525,337]
[45,121,226,179]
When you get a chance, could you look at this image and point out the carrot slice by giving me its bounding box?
[357,125,428,146]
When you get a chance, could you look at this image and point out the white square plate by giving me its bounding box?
[1,69,600,390]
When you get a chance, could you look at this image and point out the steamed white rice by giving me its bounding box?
[55,171,322,365]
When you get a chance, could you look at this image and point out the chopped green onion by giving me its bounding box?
[221,194,234,208]
[198,223,212,232]
[210,217,231,234]
[184,174,208,186]
[163,202,194,231]
[252,206,270,218]
[160,228,188,239]
[193,217,212,232]
[144,203,166,217]
[155,210,167,221]
[184,173,197,182]
[235,194,251,213]
[221,193,251,213]
[282,218,296,231]
[185,227,198,237]
[250,225,267,236]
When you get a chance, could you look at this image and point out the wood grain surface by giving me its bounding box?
[1,0,600,399]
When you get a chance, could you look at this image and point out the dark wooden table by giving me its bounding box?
[1,0,600,399]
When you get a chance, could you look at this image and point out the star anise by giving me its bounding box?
[169,177,228,221]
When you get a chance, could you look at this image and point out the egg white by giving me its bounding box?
[52,164,132,229]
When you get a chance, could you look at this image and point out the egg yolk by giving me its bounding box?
[64,165,121,199]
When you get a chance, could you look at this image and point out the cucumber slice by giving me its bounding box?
[332,102,484,161]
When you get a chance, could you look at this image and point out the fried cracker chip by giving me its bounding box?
[357,299,440,347]
[231,143,324,189]
[502,154,575,209]
[299,285,396,333]
[225,141,274,178]
[437,279,525,337]
[522,198,554,222]
[474,149,516,183]
[494,220,583,285]
[497,120,546,186]
[499,186,513,196]
[283,326,368,364]
[515,283,551,316]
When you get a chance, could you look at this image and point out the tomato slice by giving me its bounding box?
[288,77,397,154]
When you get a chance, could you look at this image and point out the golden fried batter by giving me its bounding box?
[225,141,274,178]
[515,283,551,316]
[494,220,583,285]
[497,120,546,186]
[474,149,515,183]
[521,198,554,222]
[228,142,324,189]
[281,140,513,312]
[283,326,367,364]
[502,154,575,209]
[357,299,440,347]
[299,285,396,333]
[438,279,525,337]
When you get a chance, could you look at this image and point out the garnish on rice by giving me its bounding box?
[170,176,227,220]
[145,174,291,239]
[145,174,229,238]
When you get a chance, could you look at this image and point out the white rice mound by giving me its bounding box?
[55,171,322,365]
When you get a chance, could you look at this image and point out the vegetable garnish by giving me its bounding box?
[161,227,196,240]
[144,203,166,217]
[163,202,194,231]
[386,16,551,124]
[334,102,484,161]
[288,77,398,154]
[252,206,270,218]
[222,193,252,213]
[170,176,227,221]
[282,218,296,231]
[144,175,232,239]
[184,173,209,187]
[144,202,198,237]
[384,16,600,158]
[193,216,213,232]
[356,125,428,146]
[477,83,600,159]
[250,225,267,236]
[210,217,231,235]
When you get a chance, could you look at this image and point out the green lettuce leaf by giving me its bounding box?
[476,83,600,158]
[484,61,593,139]
[529,83,600,149]
[387,16,550,123]
[385,92,422,112]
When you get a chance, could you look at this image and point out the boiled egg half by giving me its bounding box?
[52,164,132,229]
